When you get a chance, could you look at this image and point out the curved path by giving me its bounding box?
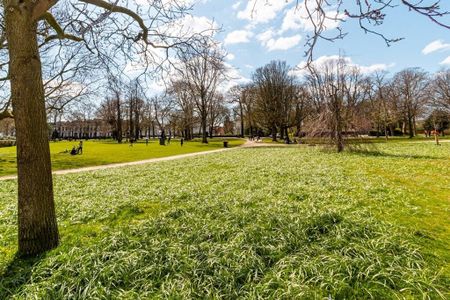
[0,140,263,181]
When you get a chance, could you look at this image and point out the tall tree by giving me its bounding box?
[431,69,450,112]
[253,61,294,142]
[1,0,212,256]
[392,68,429,138]
[305,56,367,152]
[177,40,226,143]
[228,85,245,138]
[169,80,196,140]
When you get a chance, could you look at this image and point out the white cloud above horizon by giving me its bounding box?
[237,0,293,24]
[422,40,450,55]
[281,2,342,33]
[440,56,450,65]
[266,35,302,51]
[256,29,301,51]
[224,30,254,45]
[226,53,236,61]
[291,55,394,77]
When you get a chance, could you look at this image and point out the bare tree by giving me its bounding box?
[253,61,295,142]
[169,80,196,140]
[152,93,175,141]
[1,0,214,255]
[305,56,367,151]
[125,80,145,141]
[242,85,258,138]
[291,84,311,138]
[392,68,429,138]
[228,85,245,138]
[431,69,450,112]
[208,93,228,137]
[177,40,226,143]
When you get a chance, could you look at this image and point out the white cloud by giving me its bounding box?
[224,30,254,45]
[291,55,393,77]
[422,40,450,55]
[172,15,218,37]
[281,3,342,33]
[266,35,302,51]
[257,30,302,51]
[237,0,293,24]
[440,56,450,65]
[137,0,197,8]
[359,63,394,74]
[226,53,236,61]
[256,29,275,44]
[232,1,241,10]
[219,63,251,92]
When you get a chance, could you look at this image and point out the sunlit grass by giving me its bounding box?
[0,138,245,176]
[0,140,448,298]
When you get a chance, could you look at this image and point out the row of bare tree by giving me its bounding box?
[229,59,450,151]
[92,40,230,143]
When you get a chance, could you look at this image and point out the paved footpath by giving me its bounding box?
[0,141,259,181]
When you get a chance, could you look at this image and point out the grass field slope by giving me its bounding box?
[0,140,449,299]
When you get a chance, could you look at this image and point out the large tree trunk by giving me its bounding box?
[6,10,59,256]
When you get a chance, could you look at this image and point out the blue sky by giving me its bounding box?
[188,0,450,81]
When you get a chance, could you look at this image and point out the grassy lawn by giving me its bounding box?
[0,138,245,176]
[0,140,448,298]
[261,135,450,145]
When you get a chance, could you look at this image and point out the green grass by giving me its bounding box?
[0,138,245,176]
[261,135,450,145]
[0,140,449,298]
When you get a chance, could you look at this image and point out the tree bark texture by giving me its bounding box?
[5,6,59,256]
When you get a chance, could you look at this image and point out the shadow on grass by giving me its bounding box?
[346,148,441,160]
[246,142,443,160]
[0,253,43,298]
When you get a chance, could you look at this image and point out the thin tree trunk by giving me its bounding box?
[239,103,244,138]
[295,124,301,137]
[116,98,122,143]
[271,125,277,142]
[334,103,344,152]
[435,131,440,145]
[202,115,208,143]
[6,11,59,256]
[408,112,414,138]
[384,124,389,141]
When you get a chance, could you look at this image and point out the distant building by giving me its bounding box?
[52,119,112,139]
